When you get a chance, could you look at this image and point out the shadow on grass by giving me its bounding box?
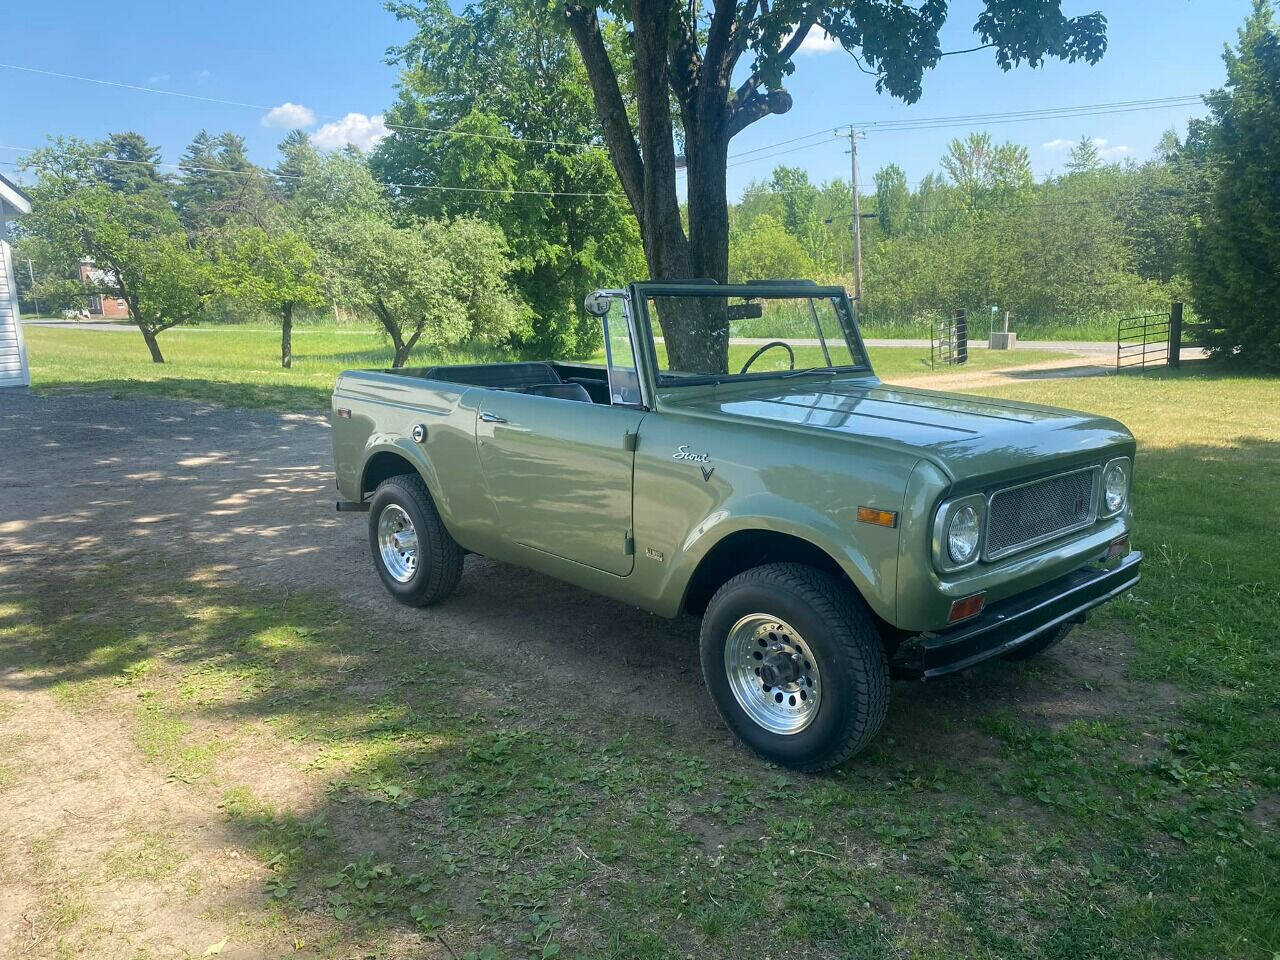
[2,540,1275,958]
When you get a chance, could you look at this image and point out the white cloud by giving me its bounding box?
[1043,136,1132,159]
[147,73,170,86]
[310,113,390,152]
[785,27,842,54]
[262,102,317,129]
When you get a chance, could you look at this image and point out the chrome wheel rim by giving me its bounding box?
[724,614,822,735]
[377,504,418,583]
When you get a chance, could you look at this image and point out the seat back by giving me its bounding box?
[523,382,593,403]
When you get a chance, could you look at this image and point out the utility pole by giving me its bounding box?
[844,127,864,305]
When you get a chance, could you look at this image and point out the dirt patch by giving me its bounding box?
[0,672,263,959]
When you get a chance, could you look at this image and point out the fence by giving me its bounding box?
[930,309,969,369]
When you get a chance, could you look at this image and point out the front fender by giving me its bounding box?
[664,493,902,623]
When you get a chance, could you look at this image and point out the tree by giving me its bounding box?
[20,136,213,362]
[1066,135,1101,173]
[729,213,816,282]
[93,132,166,195]
[942,133,1032,196]
[212,224,326,367]
[378,0,642,358]
[544,0,1104,372]
[176,131,275,235]
[1187,0,1280,369]
[874,164,910,237]
[293,149,528,366]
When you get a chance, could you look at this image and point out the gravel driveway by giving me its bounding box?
[0,389,707,724]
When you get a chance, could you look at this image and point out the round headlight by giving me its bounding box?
[947,505,981,564]
[1104,462,1129,514]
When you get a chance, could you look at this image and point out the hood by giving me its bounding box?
[668,378,1134,484]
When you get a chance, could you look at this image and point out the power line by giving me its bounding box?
[0,144,625,199]
[724,94,1206,171]
[5,57,1208,191]
[0,61,605,151]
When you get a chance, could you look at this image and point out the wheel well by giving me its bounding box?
[681,529,907,653]
[361,451,419,498]
[683,530,846,615]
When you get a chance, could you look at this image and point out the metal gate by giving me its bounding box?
[1116,312,1171,369]
[931,309,969,369]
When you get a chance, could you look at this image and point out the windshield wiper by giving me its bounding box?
[779,366,838,379]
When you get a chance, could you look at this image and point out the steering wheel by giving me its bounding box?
[739,340,795,375]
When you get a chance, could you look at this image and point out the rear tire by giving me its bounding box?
[699,563,889,772]
[1001,622,1075,661]
[367,474,463,606]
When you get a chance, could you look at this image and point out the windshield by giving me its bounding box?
[641,289,869,386]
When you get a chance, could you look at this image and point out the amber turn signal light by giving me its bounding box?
[857,506,898,528]
[948,593,986,623]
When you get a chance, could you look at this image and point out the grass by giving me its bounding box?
[22,324,1076,411]
[1,365,1276,957]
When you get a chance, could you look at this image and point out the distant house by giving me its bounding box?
[78,261,130,318]
[0,171,33,388]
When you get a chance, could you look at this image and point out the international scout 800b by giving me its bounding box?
[331,281,1140,770]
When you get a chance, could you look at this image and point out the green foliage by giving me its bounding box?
[175,130,275,236]
[18,136,213,362]
[941,132,1033,197]
[730,129,1194,335]
[294,148,528,367]
[1187,0,1280,369]
[873,164,909,237]
[210,223,325,367]
[728,214,816,283]
[376,0,642,358]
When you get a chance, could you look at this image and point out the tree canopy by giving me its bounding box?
[376,0,642,358]
[19,136,213,362]
[1186,0,1280,369]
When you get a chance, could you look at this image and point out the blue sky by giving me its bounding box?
[0,0,1256,199]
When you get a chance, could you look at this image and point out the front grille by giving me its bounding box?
[985,467,1098,561]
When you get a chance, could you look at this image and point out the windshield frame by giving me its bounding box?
[629,281,874,389]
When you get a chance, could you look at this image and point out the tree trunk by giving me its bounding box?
[281,303,293,369]
[663,124,733,375]
[139,325,165,363]
[393,343,412,368]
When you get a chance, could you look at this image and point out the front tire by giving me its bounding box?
[367,474,463,606]
[700,563,889,772]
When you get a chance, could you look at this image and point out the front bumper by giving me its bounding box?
[892,550,1142,679]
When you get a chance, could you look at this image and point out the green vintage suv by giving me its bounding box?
[330,281,1140,770]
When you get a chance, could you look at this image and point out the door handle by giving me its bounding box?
[479,412,509,424]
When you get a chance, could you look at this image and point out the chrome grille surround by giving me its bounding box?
[983,466,1100,562]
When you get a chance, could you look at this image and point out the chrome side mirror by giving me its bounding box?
[584,291,612,316]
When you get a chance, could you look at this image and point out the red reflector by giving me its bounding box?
[1106,535,1130,559]
[949,594,986,623]
[335,408,352,419]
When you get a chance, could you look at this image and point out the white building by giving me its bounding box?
[0,172,33,388]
